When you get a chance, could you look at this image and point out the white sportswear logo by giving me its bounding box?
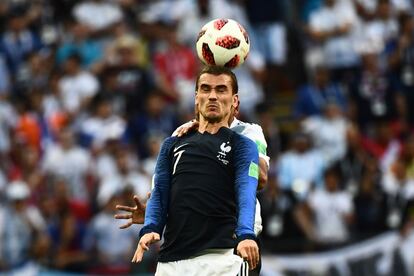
[220,142,232,153]
[174,143,189,152]
[217,142,231,165]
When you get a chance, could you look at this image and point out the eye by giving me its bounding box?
[216,86,227,93]
[200,85,210,92]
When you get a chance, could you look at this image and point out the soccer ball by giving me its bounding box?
[196,18,250,69]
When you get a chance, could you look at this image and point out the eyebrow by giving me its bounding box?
[199,84,228,90]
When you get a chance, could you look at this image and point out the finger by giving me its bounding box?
[114,213,132,220]
[238,248,248,261]
[116,205,135,212]
[141,243,149,251]
[119,221,133,229]
[153,233,160,241]
[146,192,151,200]
[176,127,185,137]
[254,246,259,266]
[132,246,144,263]
[133,195,144,206]
[249,247,259,270]
[191,121,199,129]
[246,250,255,270]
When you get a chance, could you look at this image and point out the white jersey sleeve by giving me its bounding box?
[230,118,270,167]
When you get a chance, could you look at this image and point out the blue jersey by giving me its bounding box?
[139,127,259,262]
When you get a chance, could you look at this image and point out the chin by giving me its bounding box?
[204,114,222,123]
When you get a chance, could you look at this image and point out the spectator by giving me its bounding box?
[349,51,399,130]
[44,179,89,272]
[0,181,49,271]
[307,0,359,82]
[276,132,326,198]
[381,157,414,230]
[0,6,43,76]
[0,54,10,94]
[85,189,137,274]
[402,135,414,179]
[305,167,354,248]
[295,65,347,119]
[244,0,289,66]
[56,20,103,69]
[98,147,151,205]
[357,0,399,55]
[334,124,374,193]
[8,143,44,202]
[255,102,280,159]
[0,95,17,164]
[15,51,53,98]
[234,51,266,120]
[72,0,123,35]
[97,34,153,117]
[302,102,350,165]
[79,95,126,150]
[42,127,94,203]
[152,23,197,112]
[259,176,309,253]
[361,120,401,172]
[141,135,162,177]
[387,13,414,128]
[353,166,388,239]
[58,52,99,117]
[125,92,180,159]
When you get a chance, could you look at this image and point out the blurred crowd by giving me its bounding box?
[1,0,414,274]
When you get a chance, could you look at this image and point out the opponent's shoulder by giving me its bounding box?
[231,119,266,144]
[231,130,258,150]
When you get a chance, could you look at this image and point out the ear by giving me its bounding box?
[195,91,199,105]
[232,94,239,109]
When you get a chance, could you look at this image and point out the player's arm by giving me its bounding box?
[233,135,259,270]
[258,157,268,190]
[132,137,175,262]
[242,124,270,190]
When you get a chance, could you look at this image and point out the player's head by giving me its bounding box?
[195,66,238,124]
[195,66,238,95]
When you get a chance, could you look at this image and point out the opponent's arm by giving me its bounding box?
[237,123,269,190]
[115,195,148,227]
[258,157,268,190]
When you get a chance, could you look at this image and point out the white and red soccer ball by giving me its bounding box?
[196,18,250,69]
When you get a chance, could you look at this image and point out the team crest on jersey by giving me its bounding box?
[217,141,231,165]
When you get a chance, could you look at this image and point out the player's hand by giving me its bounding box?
[115,195,148,227]
[132,232,160,263]
[175,120,199,137]
[236,239,259,270]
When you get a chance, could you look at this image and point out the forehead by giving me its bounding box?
[198,73,232,87]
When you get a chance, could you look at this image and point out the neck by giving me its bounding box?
[198,118,230,134]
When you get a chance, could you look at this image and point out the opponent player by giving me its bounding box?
[131,66,259,275]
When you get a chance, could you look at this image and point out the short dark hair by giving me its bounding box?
[195,66,238,94]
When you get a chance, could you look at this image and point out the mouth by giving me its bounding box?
[207,104,219,110]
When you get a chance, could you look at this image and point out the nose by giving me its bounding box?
[208,90,218,101]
